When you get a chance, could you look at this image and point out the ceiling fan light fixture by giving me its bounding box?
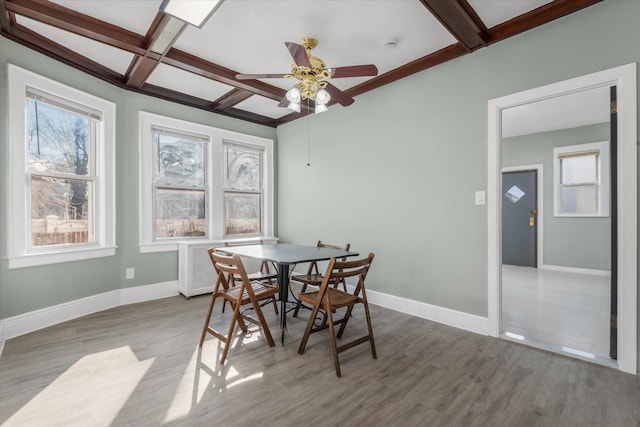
[315,104,328,114]
[286,87,301,103]
[288,102,301,113]
[159,0,224,28]
[315,88,330,105]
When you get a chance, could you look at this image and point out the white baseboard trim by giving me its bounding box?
[0,281,486,357]
[120,281,179,305]
[0,281,179,354]
[360,287,489,336]
[0,321,4,357]
[541,264,611,276]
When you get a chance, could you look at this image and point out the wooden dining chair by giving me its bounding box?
[223,240,278,315]
[291,240,350,317]
[297,253,376,377]
[199,249,279,364]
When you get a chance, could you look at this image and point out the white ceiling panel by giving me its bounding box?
[173,0,457,80]
[502,85,610,138]
[146,63,235,102]
[234,95,292,119]
[15,15,134,75]
[469,0,556,29]
[50,0,159,35]
[3,0,599,126]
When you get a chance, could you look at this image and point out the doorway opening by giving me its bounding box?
[487,63,637,374]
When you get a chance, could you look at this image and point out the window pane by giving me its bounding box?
[225,144,261,190]
[155,132,205,187]
[225,192,261,235]
[27,99,91,176]
[561,154,597,184]
[155,188,206,238]
[562,185,597,214]
[31,175,93,246]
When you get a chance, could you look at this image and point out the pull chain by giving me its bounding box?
[306,98,311,166]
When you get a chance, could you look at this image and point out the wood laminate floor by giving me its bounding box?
[1,295,638,426]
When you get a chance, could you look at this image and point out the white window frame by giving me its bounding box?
[7,64,116,269]
[553,141,609,217]
[139,112,274,253]
[223,141,266,238]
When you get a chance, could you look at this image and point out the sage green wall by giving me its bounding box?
[503,123,610,270]
[276,0,639,337]
[1,0,639,369]
[0,37,277,319]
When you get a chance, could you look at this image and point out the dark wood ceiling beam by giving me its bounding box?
[224,107,279,126]
[0,0,14,32]
[4,0,147,55]
[212,88,254,110]
[484,0,604,45]
[347,43,467,98]
[278,42,470,125]
[125,55,161,88]
[140,83,277,127]
[419,0,486,51]
[6,23,123,84]
[162,48,286,101]
[1,0,605,127]
[125,14,185,89]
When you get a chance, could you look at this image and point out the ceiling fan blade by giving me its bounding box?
[277,96,288,108]
[285,42,311,68]
[236,73,289,80]
[328,64,378,78]
[324,82,354,107]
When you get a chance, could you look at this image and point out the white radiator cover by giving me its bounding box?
[178,238,278,297]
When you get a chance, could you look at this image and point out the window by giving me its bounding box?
[7,65,116,268]
[139,112,274,252]
[224,143,264,236]
[153,128,207,239]
[553,141,609,217]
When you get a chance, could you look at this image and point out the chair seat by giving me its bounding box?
[291,273,324,285]
[225,281,279,304]
[297,253,376,377]
[291,241,351,318]
[200,250,280,364]
[298,288,359,310]
[247,271,278,281]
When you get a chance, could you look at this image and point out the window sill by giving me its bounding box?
[140,236,279,254]
[8,246,117,269]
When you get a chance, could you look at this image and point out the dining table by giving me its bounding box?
[217,242,359,343]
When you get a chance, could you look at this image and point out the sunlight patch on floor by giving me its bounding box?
[2,346,153,427]
[163,343,263,424]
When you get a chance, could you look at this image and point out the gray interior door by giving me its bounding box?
[502,170,537,267]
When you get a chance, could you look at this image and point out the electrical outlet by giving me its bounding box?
[126,268,135,279]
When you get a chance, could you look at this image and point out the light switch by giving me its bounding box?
[475,191,485,205]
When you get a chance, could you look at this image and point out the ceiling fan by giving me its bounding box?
[236,37,378,113]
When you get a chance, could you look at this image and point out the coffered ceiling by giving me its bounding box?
[0,0,603,127]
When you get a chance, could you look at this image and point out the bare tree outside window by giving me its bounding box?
[27,98,94,247]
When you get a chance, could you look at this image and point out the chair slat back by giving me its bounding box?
[208,250,253,297]
[306,240,351,275]
[318,253,374,296]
